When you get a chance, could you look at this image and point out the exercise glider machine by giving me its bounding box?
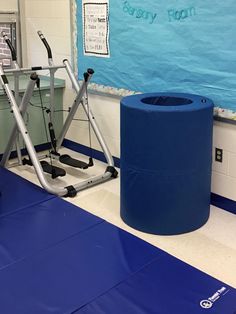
[37,31,94,171]
[0,31,117,197]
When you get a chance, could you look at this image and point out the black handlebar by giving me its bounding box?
[1,32,17,61]
[37,31,53,59]
[84,68,95,82]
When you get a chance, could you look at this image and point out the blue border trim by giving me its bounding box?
[0,143,51,162]
[62,139,120,168]
[211,193,236,215]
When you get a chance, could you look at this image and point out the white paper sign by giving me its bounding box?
[82,0,110,57]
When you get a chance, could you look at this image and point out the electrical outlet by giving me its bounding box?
[215,148,223,163]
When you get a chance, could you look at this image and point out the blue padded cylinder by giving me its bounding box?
[120,93,214,235]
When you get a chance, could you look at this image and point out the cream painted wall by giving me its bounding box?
[212,122,236,200]
[16,0,236,201]
[19,0,71,81]
[0,0,18,11]
[66,93,120,158]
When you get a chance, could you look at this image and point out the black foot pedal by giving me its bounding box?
[59,154,89,169]
[41,161,66,179]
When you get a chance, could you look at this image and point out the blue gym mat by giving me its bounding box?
[0,167,54,218]
[0,168,235,313]
[76,255,236,314]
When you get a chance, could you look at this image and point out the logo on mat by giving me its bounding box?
[200,287,230,309]
[200,300,213,309]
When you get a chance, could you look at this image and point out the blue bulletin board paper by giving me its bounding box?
[77,1,236,110]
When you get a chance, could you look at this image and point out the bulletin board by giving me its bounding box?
[75,0,236,114]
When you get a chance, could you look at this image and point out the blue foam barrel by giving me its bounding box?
[120,93,214,235]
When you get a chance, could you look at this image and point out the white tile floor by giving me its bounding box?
[11,148,236,288]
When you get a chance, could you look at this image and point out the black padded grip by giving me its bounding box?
[41,38,52,59]
[1,75,8,84]
[5,39,17,61]
[84,68,95,82]
[87,68,94,75]
[48,122,57,151]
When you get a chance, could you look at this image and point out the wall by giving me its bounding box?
[66,93,120,159]
[0,0,18,11]
[18,1,236,202]
[212,122,236,201]
[19,0,71,78]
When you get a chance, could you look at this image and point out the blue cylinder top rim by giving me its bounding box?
[121,92,214,112]
[141,96,193,106]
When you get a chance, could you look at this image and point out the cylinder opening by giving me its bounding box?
[141,96,193,106]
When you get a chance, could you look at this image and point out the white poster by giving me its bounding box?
[82,0,110,57]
